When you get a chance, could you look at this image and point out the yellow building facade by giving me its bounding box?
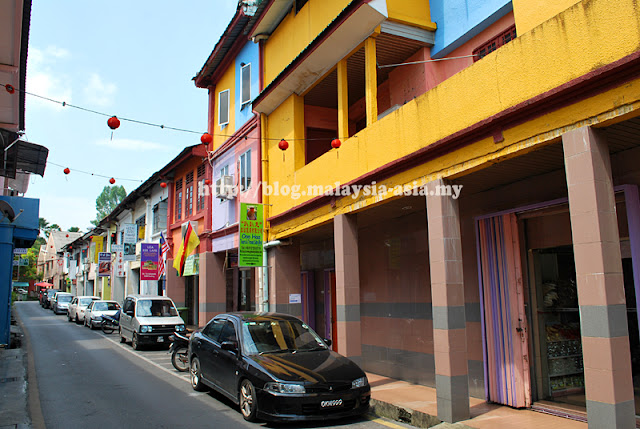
[251,0,640,426]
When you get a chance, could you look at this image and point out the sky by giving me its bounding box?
[24,1,238,232]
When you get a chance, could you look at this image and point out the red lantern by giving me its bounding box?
[5,84,15,94]
[109,177,116,184]
[160,182,167,188]
[278,139,289,151]
[88,236,93,240]
[63,167,70,175]
[66,234,69,238]
[331,138,341,149]
[204,179,211,186]
[107,116,120,130]
[200,133,213,144]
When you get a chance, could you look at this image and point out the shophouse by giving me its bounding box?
[189,4,262,326]
[250,0,640,426]
[162,144,212,326]
[39,231,82,290]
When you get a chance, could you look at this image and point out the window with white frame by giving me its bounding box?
[240,63,251,105]
[218,89,229,127]
[220,164,229,178]
[239,150,251,192]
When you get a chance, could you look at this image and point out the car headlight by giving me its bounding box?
[264,382,306,394]
[175,324,186,332]
[352,376,368,389]
[140,325,153,333]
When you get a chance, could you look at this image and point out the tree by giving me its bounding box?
[68,226,80,232]
[39,218,61,238]
[91,185,126,226]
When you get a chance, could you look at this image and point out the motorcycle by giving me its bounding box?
[101,310,120,335]
[168,331,190,372]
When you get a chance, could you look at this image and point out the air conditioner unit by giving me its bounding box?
[215,175,235,200]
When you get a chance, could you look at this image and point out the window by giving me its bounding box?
[240,63,251,105]
[218,89,230,127]
[153,200,168,233]
[219,321,237,343]
[185,172,194,217]
[203,318,226,341]
[136,215,146,241]
[197,165,206,211]
[239,150,251,192]
[175,178,183,221]
[473,25,517,61]
[220,164,229,178]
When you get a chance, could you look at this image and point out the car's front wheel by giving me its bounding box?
[239,379,258,422]
[190,357,206,392]
[132,333,140,350]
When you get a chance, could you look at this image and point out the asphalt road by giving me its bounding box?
[15,301,405,429]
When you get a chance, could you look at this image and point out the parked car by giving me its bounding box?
[119,295,185,350]
[84,300,120,329]
[42,289,61,309]
[67,296,100,323]
[189,312,370,422]
[52,292,73,314]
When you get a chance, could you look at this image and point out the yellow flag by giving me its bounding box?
[172,223,200,275]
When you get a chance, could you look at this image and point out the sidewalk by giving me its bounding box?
[367,372,587,429]
[0,323,30,429]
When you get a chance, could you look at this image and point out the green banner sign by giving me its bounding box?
[183,254,200,276]
[239,203,263,267]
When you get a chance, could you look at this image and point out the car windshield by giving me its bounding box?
[93,302,119,311]
[241,319,328,355]
[57,295,72,303]
[79,298,96,306]
[136,300,178,317]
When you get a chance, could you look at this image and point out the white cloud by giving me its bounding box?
[26,46,73,110]
[94,137,171,152]
[83,73,116,107]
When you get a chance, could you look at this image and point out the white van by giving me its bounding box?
[119,294,186,350]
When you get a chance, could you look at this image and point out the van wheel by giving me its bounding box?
[119,327,126,343]
[132,333,140,350]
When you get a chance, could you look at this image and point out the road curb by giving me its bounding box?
[370,398,474,429]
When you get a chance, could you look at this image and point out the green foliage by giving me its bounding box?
[12,239,44,282]
[68,226,80,232]
[39,217,61,238]
[91,185,126,226]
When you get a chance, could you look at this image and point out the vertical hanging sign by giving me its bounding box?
[141,243,160,281]
[98,252,111,277]
[92,236,103,263]
[239,203,263,267]
[112,244,125,277]
[123,224,137,261]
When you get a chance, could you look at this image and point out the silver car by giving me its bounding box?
[67,296,100,323]
[84,300,120,329]
[52,292,73,314]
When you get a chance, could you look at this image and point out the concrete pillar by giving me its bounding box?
[268,240,301,317]
[427,178,469,423]
[563,126,635,428]
[198,252,226,326]
[333,214,362,361]
[364,36,378,126]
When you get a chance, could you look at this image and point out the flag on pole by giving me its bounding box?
[158,232,170,278]
[172,223,200,276]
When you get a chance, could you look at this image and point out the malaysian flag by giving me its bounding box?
[159,231,170,278]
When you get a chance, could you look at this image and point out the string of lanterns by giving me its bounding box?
[51,160,141,184]
[3,82,346,163]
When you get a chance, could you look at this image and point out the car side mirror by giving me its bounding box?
[221,341,238,353]
[324,338,332,347]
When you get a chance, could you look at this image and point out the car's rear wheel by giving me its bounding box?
[190,357,206,391]
[132,333,140,350]
[239,379,258,422]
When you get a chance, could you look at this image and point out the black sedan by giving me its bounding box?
[189,312,370,422]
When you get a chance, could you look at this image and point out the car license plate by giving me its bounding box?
[157,337,164,343]
[320,399,343,408]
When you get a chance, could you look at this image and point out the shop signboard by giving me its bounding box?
[141,243,159,281]
[112,244,125,277]
[98,252,111,277]
[239,203,263,267]
[183,254,199,276]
